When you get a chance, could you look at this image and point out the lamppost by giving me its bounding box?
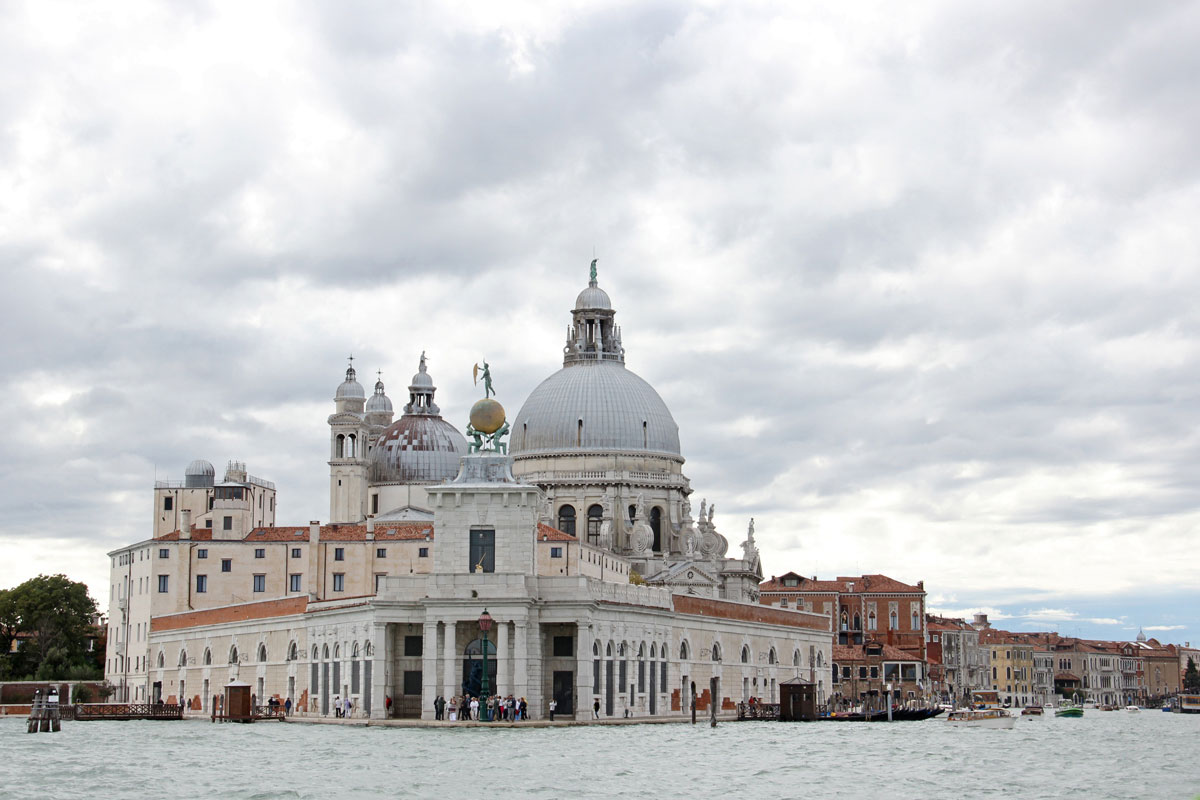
[478,609,493,720]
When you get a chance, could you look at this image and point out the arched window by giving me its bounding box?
[203,648,212,666]
[627,505,636,525]
[229,646,239,664]
[335,434,345,458]
[322,644,329,659]
[352,642,360,658]
[680,641,690,660]
[868,611,877,631]
[333,643,340,659]
[650,643,657,658]
[793,649,800,667]
[911,611,920,630]
[157,651,165,668]
[288,642,299,661]
[889,611,898,630]
[606,642,613,657]
[593,641,600,656]
[347,434,356,457]
[312,645,320,661]
[741,645,750,664]
[712,643,722,662]
[179,649,188,667]
[557,505,576,536]
[365,642,374,657]
[650,506,662,551]
[853,613,861,631]
[768,648,777,665]
[816,651,823,668]
[257,644,267,663]
[587,504,603,544]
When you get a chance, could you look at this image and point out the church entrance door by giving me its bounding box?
[553,670,574,715]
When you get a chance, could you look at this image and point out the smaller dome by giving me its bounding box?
[335,366,365,400]
[575,283,612,310]
[184,459,215,488]
[366,379,393,414]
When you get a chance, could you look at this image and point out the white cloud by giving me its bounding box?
[1,0,1198,644]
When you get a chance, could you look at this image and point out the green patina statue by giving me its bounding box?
[589,258,598,283]
[474,361,494,398]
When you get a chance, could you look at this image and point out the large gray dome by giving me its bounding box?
[510,361,681,456]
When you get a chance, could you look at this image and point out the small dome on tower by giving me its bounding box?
[366,375,393,414]
[335,364,365,400]
[575,283,612,310]
[184,459,215,488]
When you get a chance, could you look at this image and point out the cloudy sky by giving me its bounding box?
[3,0,1198,645]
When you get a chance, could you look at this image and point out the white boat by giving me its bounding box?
[946,708,1016,729]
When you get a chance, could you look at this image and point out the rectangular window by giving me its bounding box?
[372,494,379,514]
[157,575,169,593]
[333,573,345,592]
[870,666,879,679]
[223,516,232,531]
[553,636,574,657]
[255,548,265,559]
[859,667,868,679]
[404,636,423,657]
[468,529,495,573]
[291,548,301,558]
[205,519,212,528]
[550,546,563,558]
[289,574,301,593]
[196,575,207,593]
[418,547,429,558]
[253,574,266,593]
[334,548,344,561]
[376,548,386,558]
[163,496,173,511]
[197,549,208,559]
[842,666,852,679]
[159,548,169,559]
[221,559,232,573]
[403,671,422,695]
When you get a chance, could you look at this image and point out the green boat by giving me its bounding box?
[1055,705,1084,718]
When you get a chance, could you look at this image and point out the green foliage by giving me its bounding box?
[1185,657,1200,693]
[1,574,98,681]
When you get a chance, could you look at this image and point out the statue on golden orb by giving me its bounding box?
[467,360,509,454]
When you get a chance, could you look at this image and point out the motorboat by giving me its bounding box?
[1021,705,1044,716]
[1124,705,1140,713]
[1055,704,1084,718]
[946,708,1016,729]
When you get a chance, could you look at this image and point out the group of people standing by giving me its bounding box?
[331,694,354,718]
[433,694,528,722]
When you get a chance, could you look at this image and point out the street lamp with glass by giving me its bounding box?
[478,609,493,719]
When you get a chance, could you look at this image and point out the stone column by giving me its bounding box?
[369,623,388,719]
[513,621,528,708]
[496,620,509,697]
[442,620,457,701]
[421,621,439,720]
[575,621,592,721]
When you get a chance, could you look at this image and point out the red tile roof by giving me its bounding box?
[151,596,308,632]
[760,572,923,594]
[536,523,576,542]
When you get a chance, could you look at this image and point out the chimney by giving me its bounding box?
[310,520,321,544]
[180,509,192,539]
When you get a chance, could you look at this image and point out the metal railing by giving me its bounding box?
[74,703,183,720]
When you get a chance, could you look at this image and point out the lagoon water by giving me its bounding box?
[3,712,1198,799]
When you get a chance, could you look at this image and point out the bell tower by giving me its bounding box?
[329,357,369,523]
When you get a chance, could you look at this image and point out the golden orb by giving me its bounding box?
[470,398,506,434]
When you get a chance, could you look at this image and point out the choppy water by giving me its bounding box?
[3,712,1198,799]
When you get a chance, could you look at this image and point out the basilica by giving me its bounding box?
[104,265,832,721]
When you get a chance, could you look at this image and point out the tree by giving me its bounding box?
[2,575,98,680]
[1185,657,1200,693]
